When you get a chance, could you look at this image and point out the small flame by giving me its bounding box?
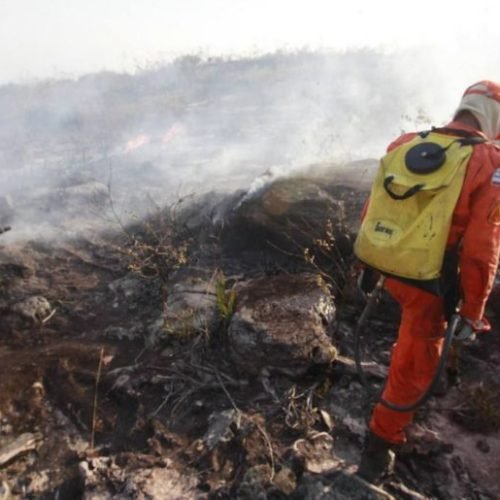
[162,123,184,144]
[126,134,150,152]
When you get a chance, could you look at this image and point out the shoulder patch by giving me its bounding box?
[491,168,500,186]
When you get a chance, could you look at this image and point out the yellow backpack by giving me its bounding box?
[354,130,484,286]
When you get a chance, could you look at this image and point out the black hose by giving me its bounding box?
[354,277,385,390]
[354,279,460,413]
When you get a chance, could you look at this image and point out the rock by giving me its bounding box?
[228,273,336,376]
[11,296,52,325]
[292,432,342,474]
[203,409,239,451]
[164,275,219,337]
[222,177,351,255]
[108,274,161,311]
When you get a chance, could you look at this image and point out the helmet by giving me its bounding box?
[455,81,500,140]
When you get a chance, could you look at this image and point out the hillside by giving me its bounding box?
[0,53,499,499]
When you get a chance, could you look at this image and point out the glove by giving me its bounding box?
[454,316,491,342]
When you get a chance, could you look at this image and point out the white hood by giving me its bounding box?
[455,81,500,140]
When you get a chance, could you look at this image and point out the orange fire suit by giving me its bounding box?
[369,121,500,444]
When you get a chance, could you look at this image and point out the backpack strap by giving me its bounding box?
[429,126,488,145]
[383,175,424,200]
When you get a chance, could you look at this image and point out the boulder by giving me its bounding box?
[228,273,336,376]
[222,177,352,256]
[164,275,219,337]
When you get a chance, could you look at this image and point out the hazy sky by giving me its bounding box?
[1,0,500,83]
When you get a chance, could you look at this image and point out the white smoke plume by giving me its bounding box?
[0,48,496,240]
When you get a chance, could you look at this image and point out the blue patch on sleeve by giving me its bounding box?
[492,169,500,186]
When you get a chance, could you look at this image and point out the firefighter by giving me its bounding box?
[356,81,500,483]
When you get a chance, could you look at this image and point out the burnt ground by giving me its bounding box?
[0,215,499,499]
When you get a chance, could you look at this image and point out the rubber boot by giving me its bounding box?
[357,432,395,484]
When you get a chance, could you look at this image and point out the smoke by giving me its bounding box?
[0,48,495,241]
